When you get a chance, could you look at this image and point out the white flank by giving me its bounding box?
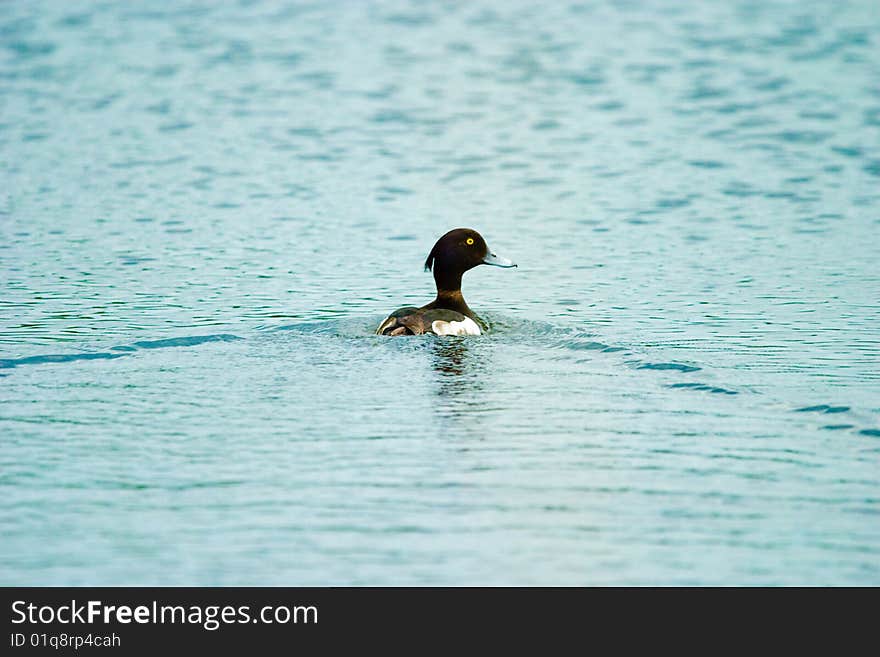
[431,317,482,336]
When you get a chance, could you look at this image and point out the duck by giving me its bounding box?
[376,228,516,336]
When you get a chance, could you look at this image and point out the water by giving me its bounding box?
[2,0,879,585]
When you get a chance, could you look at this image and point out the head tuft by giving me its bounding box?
[424,243,438,272]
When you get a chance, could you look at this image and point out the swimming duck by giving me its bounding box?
[376,228,516,336]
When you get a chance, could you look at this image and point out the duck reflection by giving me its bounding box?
[432,336,471,376]
[430,337,487,420]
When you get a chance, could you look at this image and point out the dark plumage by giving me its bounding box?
[376,228,516,336]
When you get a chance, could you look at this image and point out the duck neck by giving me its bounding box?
[433,272,474,318]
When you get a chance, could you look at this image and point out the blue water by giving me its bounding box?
[2,0,879,585]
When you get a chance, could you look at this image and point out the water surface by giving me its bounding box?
[2,0,879,585]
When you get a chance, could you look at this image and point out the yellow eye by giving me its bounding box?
[466,238,474,245]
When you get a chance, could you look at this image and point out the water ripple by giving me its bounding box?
[0,334,242,370]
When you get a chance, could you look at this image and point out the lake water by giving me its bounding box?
[2,0,879,585]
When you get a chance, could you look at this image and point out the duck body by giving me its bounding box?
[376,306,483,336]
[376,228,516,337]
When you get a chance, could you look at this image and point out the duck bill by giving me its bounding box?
[482,252,517,268]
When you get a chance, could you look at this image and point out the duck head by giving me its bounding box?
[424,228,516,294]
